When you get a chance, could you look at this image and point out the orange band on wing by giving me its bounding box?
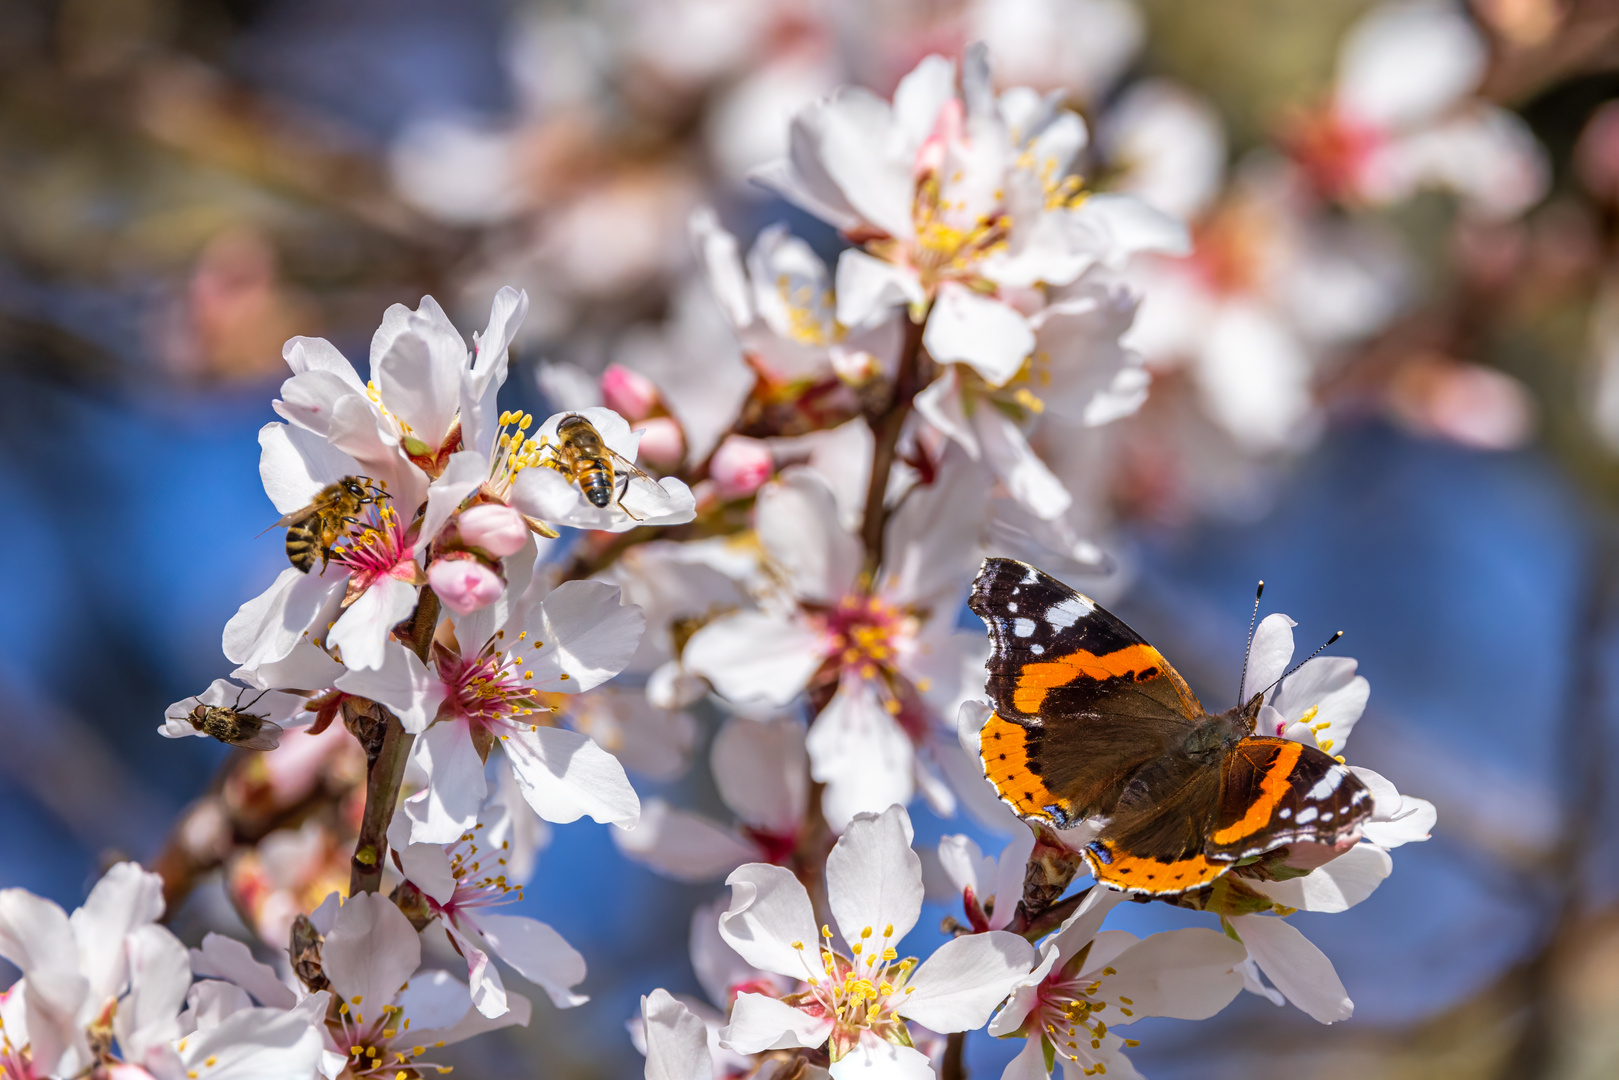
[1083,840,1229,895]
[1209,740,1303,845]
[980,712,1071,823]
[1012,643,1165,714]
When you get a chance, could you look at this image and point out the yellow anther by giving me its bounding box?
[205,1057,217,1067]
[861,927,873,939]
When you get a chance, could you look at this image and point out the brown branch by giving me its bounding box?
[859,308,931,584]
[348,588,439,894]
[941,1031,968,1080]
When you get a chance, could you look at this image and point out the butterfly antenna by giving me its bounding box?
[1236,580,1264,706]
[1261,630,1344,701]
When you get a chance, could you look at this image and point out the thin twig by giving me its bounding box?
[347,588,439,894]
[859,307,931,583]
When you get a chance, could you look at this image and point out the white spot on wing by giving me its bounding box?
[1030,643,1044,655]
[1022,566,1040,584]
[1013,618,1036,638]
[1007,602,1017,613]
[1294,806,1319,825]
[1048,595,1096,629]
[1307,770,1346,800]
[1277,807,1291,819]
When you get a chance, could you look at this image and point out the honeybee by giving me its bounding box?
[184,686,283,751]
[540,413,665,518]
[271,476,387,572]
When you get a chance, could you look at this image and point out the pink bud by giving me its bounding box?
[636,416,685,470]
[428,553,505,615]
[709,435,773,499]
[457,503,529,556]
[600,363,659,421]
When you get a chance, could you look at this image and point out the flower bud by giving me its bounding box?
[457,503,529,556]
[428,552,505,615]
[636,416,685,471]
[600,363,659,421]
[709,435,773,499]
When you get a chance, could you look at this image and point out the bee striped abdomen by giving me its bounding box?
[286,523,319,572]
[580,467,614,507]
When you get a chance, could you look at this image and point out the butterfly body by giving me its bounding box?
[969,557,1373,896]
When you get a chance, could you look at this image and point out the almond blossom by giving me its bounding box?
[299,892,529,1080]
[757,46,1182,384]
[936,830,1035,934]
[614,714,809,882]
[0,864,324,1080]
[989,888,1246,1080]
[717,806,1036,1078]
[683,466,989,827]
[389,798,587,1019]
[333,571,646,843]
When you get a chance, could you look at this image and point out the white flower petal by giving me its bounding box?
[834,249,924,329]
[825,805,923,951]
[684,612,825,707]
[501,725,640,828]
[72,862,165,1004]
[642,988,714,1080]
[806,680,916,831]
[712,715,809,835]
[691,208,754,328]
[189,934,297,1010]
[924,283,1034,387]
[901,930,1037,1032]
[757,469,864,604]
[1068,193,1191,263]
[612,799,758,882]
[115,924,190,1061]
[404,721,488,844]
[283,335,364,387]
[327,577,420,673]
[1334,0,1485,129]
[718,863,822,979]
[176,1005,324,1080]
[1243,613,1297,704]
[974,405,1072,522]
[260,412,369,513]
[334,641,446,734]
[1002,1033,1052,1080]
[1097,928,1245,1021]
[323,892,422,1017]
[395,966,478,1033]
[462,286,528,459]
[524,581,646,692]
[472,911,587,1009]
[989,830,1037,931]
[719,992,833,1055]
[418,451,491,559]
[829,1032,934,1080]
[936,835,991,904]
[223,565,346,672]
[1229,915,1352,1023]
[1250,843,1392,913]
[399,839,457,906]
[374,298,467,450]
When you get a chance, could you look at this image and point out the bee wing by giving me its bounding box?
[606,449,674,501]
[258,505,318,537]
[233,721,284,752]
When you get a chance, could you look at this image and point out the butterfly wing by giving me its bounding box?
[1205,736,1375,862]
[1082,753,1231,894]
[969,558,1206,828]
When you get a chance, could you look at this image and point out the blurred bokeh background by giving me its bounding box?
[4,0,1619,1077]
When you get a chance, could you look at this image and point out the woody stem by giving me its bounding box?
[858,303,931,584]
[348,587,438,894]
[941,1031,968,1080]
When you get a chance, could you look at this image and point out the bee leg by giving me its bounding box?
[615,472,645,522]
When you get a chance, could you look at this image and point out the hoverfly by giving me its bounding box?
[539,413,665,519]
[270,476,388,572]
[183,685,283,751]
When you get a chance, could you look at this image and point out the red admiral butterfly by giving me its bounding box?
[968,557,1373,896]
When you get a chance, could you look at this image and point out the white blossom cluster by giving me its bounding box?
[1,5,1516,1077]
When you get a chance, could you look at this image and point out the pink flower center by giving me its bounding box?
[431,823,524,924]
[437,637,544,732]
[821,595,911,678]
[1029,961,1141,1070]
[332,505,417,591]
